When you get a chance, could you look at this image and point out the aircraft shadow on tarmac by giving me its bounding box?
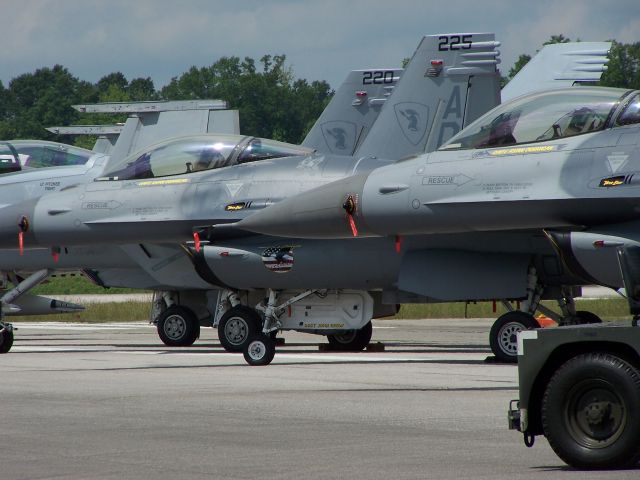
[14,342,503,367]
[531,465,640,472]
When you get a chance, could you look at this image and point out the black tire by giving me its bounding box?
[327,321,373,351]
[218,306,260,352]
[574,310,603,324]
[489,311,538,363]
[157,306,200,347]
[541,352,640,469]
[243,334,276,366]
[0,326,13,353]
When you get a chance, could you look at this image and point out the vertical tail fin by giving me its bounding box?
[301,69,403,155]
[61,101,239,166]
[355,33,501,160]
[501,41,612,102]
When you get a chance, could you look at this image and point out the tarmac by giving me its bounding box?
[2,318,638,480]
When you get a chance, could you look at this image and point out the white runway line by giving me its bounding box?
[11,345,487,363]
[12,322,150,330]
[13,322,397,332]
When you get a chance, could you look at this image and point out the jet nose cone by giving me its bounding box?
[238,174,372,239]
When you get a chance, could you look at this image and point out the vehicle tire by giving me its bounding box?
[574,310,603,324]
[0,326,13,353]
[541,352,640,469]
[157,306,200,347]
[218,306,260,352]
[489,311,538,363]
[327,321,373,351]
[243,334,276,366]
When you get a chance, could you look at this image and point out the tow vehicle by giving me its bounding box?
[508,323,640,469]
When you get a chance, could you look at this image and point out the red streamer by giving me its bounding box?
[348,214,358,237]
[193,232,201,253]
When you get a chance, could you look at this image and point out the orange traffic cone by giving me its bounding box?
[536,314,557,328]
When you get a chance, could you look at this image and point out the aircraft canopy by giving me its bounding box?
[102,134,313,181]
[0,140,93,174]
[441,87,635,151]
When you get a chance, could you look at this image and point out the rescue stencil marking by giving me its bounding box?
[137,178,190,187]
[488,145,557,156]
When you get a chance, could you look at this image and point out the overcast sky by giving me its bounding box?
[2,0,638,91]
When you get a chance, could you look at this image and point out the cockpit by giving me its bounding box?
[100,134,314,181]
[440,87,638,151]
[0,140,93,174]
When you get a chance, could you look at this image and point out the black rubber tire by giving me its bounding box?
[157,306,200,347]
[489,311,538,363]
[327,321,373,351]
[243,334,276,366]
[0,327,13,353]
[541,352,640,469]
[218,306,260,352]
[574,310,603,324]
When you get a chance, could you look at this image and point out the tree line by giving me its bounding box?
[0,36,638,147]
[0,54,332,147]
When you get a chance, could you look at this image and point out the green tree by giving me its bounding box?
[161,54,332,143]
[543,34,571,46]
[0,56,331,145]
[128,77,157,101]
[0,81,13,139]
[1,65,94,140]
[96,72,128,95]
[600,41,640,90]
[505,54,532,85]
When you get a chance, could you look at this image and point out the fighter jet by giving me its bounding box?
[0,100,239,350]
[0,35,612,364]
[237,85,639,358]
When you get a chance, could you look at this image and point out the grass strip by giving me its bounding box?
[12,301,152,323]
[31,276,147,295]
[11,298,632,323]
[393,298,631,320]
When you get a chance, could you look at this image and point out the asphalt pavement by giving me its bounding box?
[2,318,638,479]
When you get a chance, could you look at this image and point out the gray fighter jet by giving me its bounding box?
[238,85,640,360]
[0,35,611,363]
[0,100,239,350]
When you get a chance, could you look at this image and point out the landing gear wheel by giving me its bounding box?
[542,353,640,469]
[0,326,14,353]
[489,311,538,363]
[327,321,373,351]
[218,306,260,352]
[157,306,200,347]
[243,334,276,366]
